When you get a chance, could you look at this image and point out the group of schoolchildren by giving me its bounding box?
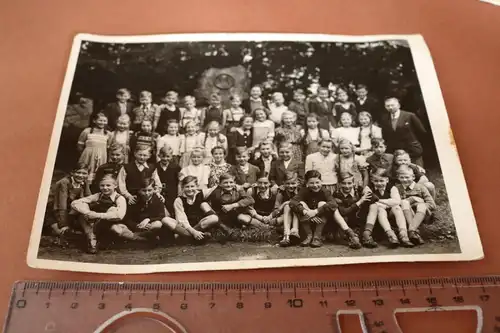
[46,83,436,254]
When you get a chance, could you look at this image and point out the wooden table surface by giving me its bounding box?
[1,0,499,331]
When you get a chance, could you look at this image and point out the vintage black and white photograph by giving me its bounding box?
[27,33,482,273]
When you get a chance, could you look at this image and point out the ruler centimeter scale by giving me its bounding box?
[3,276,500,333]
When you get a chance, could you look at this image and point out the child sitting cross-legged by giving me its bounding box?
[173,176,220,243]
[272,171,300,247]
[362,168,414,249]
[246,175,278,229]
[122,177,179,244]
[71,175,130,254]
[289,170,344,248]
[395,165,436,246]
[207,173,257,233]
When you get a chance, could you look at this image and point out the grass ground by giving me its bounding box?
[37,168,460,264]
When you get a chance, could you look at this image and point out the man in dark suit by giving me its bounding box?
[354,84,381,123]
[102,88,135,130]
[379,97,427,167]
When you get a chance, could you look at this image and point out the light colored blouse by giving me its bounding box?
[158,134,182,156]
[305,152,338,185]
[359,125,382,150]
[252,120,275,147]
[331,127,360,146]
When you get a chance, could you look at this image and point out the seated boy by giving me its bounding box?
[289,170,344,248]
[251,140,277,177]
[247,175,278,229]
[272,172,300,247]
[47,163,91,237]
[363,168,413,249]
[92,144,126,193]
[174,175,219,243]
[392,150,436,200]
[230,147,260,190]
[117,146,163,205]
[333,171,373,249]
[269,141,305,186]
[395,165,436,245]
[122,178,178,244]
[71,175,128,254]
[207,173,256,231]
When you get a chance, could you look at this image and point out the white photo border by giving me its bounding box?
[26,33,483,274]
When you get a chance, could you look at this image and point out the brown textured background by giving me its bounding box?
[1,0,499,331]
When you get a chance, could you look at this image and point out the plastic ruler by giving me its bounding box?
[3,276,500,332]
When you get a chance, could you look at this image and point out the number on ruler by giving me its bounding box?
[209,302,215,309]
[453,296,464,303]
[319,300,328,308]
[426,297,438,306]
[153,303,160,311]
[70,302,78,309]
[16,300,26,308]
[400,298,411,305]
[480,294,490,302]
[264,302,272,309]
[372,299,384,306]
[180,303,188,310]
[124,303,132,311]
[98,303,105,310]
[345,299,356,307]
[236,302,244,309]
[287,299,303,308]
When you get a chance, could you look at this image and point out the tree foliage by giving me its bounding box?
[72,40,425,115]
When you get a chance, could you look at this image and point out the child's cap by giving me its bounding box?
[338,171,355,182]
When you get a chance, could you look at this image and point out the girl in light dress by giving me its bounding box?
[334,138,369,188]
[179,121,201,168]
[330,112,360,148]
[208,146,232,188]
[252,107,275,158]
[179,147,210,191]
[157,119,182,165]
[356,111,382,156]
[77,112,110,182]
[274,111,303,162]
[198,121,228,164]
[300,113,330,156]
[180,95,201,132]
[108,114,133,163]
[222,94,245,133]
[268,92,290,127]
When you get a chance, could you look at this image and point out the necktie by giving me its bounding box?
[391,115,398,131]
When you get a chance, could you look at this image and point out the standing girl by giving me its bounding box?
[198,121,228,164]
[208,146,232,188]
[228,115,254,164]
[157,120,182,165]
[356,111,382,156]
[334,88,357,124]
[330,112,360,147]
[301,113,330,156]
[222,94,245,132]
[180,95,201,132]
[268,92,290,127]
[179,148,210,190]
[179,121,201,168]
[157,91,181,135]
[252,107,275,152]
[242,85,268,114]
[334,139,369,188]
[274,111,303,162]
[288,88,309,128]
[130,119,160,163]
[78,112,110,182]
[201,93,224,129]
[108,114,133,163]
[305,138,338,194]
